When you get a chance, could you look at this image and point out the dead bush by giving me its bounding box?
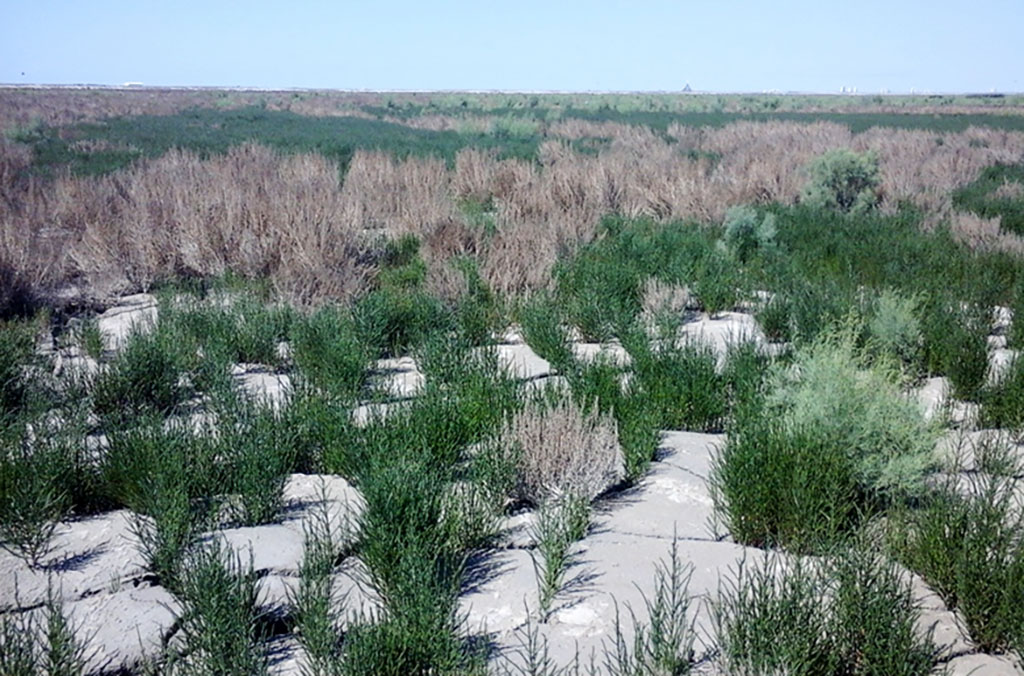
[501,397,624,504]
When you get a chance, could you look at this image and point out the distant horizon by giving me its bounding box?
[2,83,1022,97]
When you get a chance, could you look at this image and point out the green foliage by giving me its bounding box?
[721,205,776,264]
[289,484,347,676]
[92,327,190,424]
[290,305,371,399]
[354,242,454,358]
[354,458,469,674]
[979,354,1024,431]
[889,471,1024,654]
[926,302,990,401]
[866,289,923,373]
[714,547,937,676]
[174,539,269,676]
[765,325,937,498]
[629,338,726,433]
[105,420,218,589]
[23,107,541,178]
[0,414,83,567]
[0,318,36,419]
[450,257,503,346]
[801,149,881,213]
[692,249,742,317]
[711,419,863,552]
[517,292,573,371]
[0,587,91,676]
[214,393,296,527]
[531,495,591,621]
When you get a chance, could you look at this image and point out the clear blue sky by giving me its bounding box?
[2,0,1021,93]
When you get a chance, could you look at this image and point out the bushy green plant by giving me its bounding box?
[289,484,347,676]
[714,547,936,676]
[531,495,591,621]
[710,419,862,552]
[353,459,469,674]
[692,249,741,318]
[867,289,923,374]
[353,287,452,358]
[932,304,991,401]
[756,293,793,343]
[0,414,83,567]
[0,317,36,418]
[888,471,1024,654]
[105,420,218,590]
[290,305,370,399]
[214,394,296,527]
[801,148,881,213]
[0,587,92,676]
[721,205,776,264]
[517,292,573,371]
[451,257,503,346]
[92,327,190,424]
[765,324,937,498]
[979,354,1024,431]
[630,338,726,433]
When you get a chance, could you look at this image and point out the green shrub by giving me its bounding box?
[353,459,469,675]
[935,305,991,401]
[92,328,190,424]
[979,354,1024,431]
[765,324,937,498]
[105,420,219,590]
[532,495,591,621]
[756,293,793,343]
[556,245,642,342]
[289,483,347,675]
[721,205,776,264]
[714,547,937,676]
[290,305,370,399]
[867,289,923,374]
[630,338,725,433]
[604,537,696,675]
[692,249,741,317]
[353,287,452,358]
[710,419,862,552]
[0,412,85,567]
[215,395,295,527]
[801,148,881,214]
[518,292,573,371]
[451,257,503,346]
[0,587,91,676]
[888,471,1024,654]
[0,317,35,419]
[174,539,269,675]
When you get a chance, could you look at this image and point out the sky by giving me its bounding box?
[2,0,1022,93]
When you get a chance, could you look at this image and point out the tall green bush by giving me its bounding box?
[801,149,881,214]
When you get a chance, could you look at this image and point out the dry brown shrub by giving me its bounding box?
[948,211,1024,256]
[992,179,1024,201]
[44,144,373,303]
[855,126,1024,215]
[501,397,623,504]
[640,278,692,324]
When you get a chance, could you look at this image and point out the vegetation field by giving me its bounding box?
[1,88,1024,675]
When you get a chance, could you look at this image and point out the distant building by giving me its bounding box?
[682,83,692,92]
